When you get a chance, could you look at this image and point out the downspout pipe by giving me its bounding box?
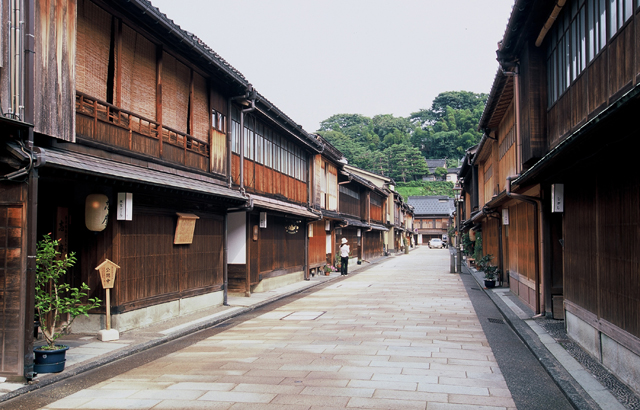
[239,93,257,191]
[223,214,228,305]
[506,175,542,315]
[229,85,256,190]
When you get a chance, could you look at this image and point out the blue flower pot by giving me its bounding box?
[34,345,68,373]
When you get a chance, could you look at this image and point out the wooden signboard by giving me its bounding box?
[174,213,199,244]
[96,259,120,289]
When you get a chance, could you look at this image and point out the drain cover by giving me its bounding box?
[488,318,505,324]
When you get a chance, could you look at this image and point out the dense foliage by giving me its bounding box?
[395,181,455,201]
[317,91,487,182]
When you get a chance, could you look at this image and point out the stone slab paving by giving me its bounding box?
[41,248,516,410]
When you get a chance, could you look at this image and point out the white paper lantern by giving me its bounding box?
[86,194,109,232]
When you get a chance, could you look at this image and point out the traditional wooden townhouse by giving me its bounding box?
[461,0,640,393]
[343,165,395,255]
[408,196,454,245]
[333,168,378,266]
[225,95,323,295]
[304,136,344,276]
[0,0,324,379]
[391,192,414,252]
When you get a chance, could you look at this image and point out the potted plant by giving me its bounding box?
[323,265,336,276]
[477,254,500,288]
[34,234,101,373]
[334,252,342,270]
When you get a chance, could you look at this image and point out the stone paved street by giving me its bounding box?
[42,248,516,410]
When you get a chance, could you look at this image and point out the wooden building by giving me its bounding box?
[461,0,640,394]
[391,192,414,252]
[306,137,344,274]
[344,165,396,254]
[408,196,454,245]
[334,170,375,265]
[0,0,326,379]
[225,94,323,294]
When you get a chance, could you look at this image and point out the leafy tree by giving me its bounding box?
[429,91,488,121]
[319,114,371,132]
[316,90,487,177]
[434,167,448,179]
[382,144,427,182]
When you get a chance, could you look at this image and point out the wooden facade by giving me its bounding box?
[0,176,30,377]
[0,0,325,379]
[308,220,329,270]
[466,0,640,393]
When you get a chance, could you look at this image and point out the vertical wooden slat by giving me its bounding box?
[157,45,163,157]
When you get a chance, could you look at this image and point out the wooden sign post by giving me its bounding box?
[96,259,120,341]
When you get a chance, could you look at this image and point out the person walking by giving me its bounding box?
[340,238,350,275]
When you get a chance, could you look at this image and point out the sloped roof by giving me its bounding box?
[38,147,247,202]
[426,159,447,171]
[407,196,454,216]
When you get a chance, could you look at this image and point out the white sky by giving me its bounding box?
[150,0,515,132]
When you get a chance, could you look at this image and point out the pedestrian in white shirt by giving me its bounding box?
[340,238,350,276]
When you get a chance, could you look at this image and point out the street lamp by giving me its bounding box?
[453,184,463,273]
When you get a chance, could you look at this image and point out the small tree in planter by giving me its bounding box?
[477,254,500,288]
[35,234,101,351]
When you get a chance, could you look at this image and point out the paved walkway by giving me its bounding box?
[37,248,518,409]
[0,246,636,409]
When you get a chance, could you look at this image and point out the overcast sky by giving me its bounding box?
[150,0,515,132]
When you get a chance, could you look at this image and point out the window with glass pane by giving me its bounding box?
[256,133,263,164]
[266,135,272,168]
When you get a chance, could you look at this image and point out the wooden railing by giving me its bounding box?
[75,92,210,172]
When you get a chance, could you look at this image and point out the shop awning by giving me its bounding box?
[251,195,321,219]
[36,146,247,202]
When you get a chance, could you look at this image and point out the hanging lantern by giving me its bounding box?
[86,194,109,232]
[469,228,476,242]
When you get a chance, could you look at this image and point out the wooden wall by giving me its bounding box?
[505,201,536,309]
[35,0,77,141]
[115,212,224,310]
[0,183,28,376]
[308,220,328,268]
[565,171,640,340]
[483,217,500,265]
[339,190,361,218]
[498,103,517,186]
[520,43,547,164]
[370,193,384,223]
[564,180,598,314]
[36,176,225,314]
[241,158,308,204]
[251,214,305,283]
[547,13,640,149]
[75,0,226,178]
[363,230,383,261]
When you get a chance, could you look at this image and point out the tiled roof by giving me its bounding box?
[39,147,247,201]
[426,159,447,169]
[407,196,454,216]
